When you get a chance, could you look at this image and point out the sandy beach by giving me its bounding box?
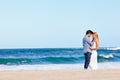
[0,69,120,80]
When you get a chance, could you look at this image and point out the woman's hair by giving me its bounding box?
[94,32,99,40]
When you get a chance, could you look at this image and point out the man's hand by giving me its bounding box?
[90,46,94,50]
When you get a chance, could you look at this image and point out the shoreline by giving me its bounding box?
[0,69,120,80]
[1,62,120,71]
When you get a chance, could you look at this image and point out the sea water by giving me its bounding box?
[0,48,120,70]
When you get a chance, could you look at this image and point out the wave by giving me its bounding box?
[0,53,119,65]
[99,54,114,58]
[106,47,120,50]
[0,55,83,59]
[0,56,84,65]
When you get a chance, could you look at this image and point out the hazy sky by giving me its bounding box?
[0,0,120,48]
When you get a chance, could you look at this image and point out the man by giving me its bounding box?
[83,30,94,69]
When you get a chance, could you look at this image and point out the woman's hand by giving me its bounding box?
[90,46,94,50]
[90,46,98,50]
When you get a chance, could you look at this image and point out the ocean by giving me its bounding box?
[0,47,120,70]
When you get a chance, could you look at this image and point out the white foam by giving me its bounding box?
[106,47,120,50]
[99,54,114,58]
[99,62,120,69]
[0,62,120,71]
[0,64,83,71]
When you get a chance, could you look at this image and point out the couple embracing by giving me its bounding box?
[83,30,99,70]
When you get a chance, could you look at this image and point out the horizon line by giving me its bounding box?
[0,47,119,49]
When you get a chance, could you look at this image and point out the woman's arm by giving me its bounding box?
[90,40,99,50]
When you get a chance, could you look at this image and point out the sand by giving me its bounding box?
[0,69,120,80]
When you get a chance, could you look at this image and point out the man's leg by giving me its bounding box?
[84,52,92,69]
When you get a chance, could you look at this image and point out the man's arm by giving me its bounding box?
[85,37,93,46]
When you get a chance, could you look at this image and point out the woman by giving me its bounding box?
[89,32,99,70]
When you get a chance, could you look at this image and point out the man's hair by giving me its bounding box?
[86,30,94,34]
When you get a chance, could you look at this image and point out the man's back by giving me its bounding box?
[83,36,93,53]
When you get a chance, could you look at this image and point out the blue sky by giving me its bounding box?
[0,0,120,48]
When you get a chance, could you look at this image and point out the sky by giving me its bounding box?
[0,0,120,48]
